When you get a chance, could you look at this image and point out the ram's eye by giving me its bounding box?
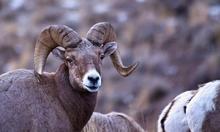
[100,53,105,60]
[66,57,73,63]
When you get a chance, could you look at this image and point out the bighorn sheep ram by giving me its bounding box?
[82,112,145,132]
[158,80,220,132]
[0,22,138,132]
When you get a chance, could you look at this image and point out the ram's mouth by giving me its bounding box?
[83,84,100,92]
[86,85,98,90]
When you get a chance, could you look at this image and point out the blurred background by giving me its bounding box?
[1,0,220,131]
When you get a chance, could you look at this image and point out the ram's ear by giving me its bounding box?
[52,47,65,60]
[102,42,117,57]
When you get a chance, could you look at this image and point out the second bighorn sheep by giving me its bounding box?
[82,112,145,132]
[0,22,138,132]
[158,80,220,132]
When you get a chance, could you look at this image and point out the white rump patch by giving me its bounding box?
[186,81,220,132]
[158,91,195,132]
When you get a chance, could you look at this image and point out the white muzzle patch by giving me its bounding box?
[82,69,101,92]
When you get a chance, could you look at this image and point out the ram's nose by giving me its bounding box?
[83,69,101,92]
[87,76,100,85]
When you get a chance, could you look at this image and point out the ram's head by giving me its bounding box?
[34,22,138,92]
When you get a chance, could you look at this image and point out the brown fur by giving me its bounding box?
[61,40,103,91]
[0,64,97,132]
[0,22,138,132]
[82,112,146,132]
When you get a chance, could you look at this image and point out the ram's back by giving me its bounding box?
[0,69,72,132]
[82,112,145,132]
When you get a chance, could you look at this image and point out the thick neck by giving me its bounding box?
[55,64,97,131]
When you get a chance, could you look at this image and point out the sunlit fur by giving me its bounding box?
[186,81,220,132]
[158,91,196,132]
[158,81,220,132]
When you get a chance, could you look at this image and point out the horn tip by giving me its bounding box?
[121,61,139,77]
[34,67,43,75]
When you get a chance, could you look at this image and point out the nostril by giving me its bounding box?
[88,76,99,84]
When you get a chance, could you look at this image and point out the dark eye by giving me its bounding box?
[66,58,72,63]
[66,57,73,64]
[100,53,105,60]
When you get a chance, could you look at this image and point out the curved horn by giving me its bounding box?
[86,22,138,77]
[34,25,82,75]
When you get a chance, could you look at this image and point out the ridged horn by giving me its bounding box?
[34,25,82,75]
[86,22,138,77]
